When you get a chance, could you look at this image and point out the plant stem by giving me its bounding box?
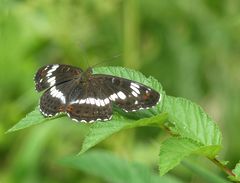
[209,157,235,177]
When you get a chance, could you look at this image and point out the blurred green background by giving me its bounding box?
[1,0,240,182]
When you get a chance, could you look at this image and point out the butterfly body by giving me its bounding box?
[34,64,160,123]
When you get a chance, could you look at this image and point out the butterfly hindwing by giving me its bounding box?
[39,79,77,117]
[65,80,112,122]
[40,87,65,117]
[66,103,112,122]
[34,64,82,92]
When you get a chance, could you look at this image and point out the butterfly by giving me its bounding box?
[34,64,161,123]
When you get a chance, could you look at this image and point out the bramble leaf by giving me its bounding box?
[162,96,222,155]
[229,161,240,182]
[159,137,201,175]
[80,112,168,154]
[7,107,48,133]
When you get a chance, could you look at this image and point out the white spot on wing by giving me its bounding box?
[131,91,138,97]
[80,119,87,123]
[50,86,66,103]
[86,98,90,104]
[100,99,105,106]
[46,65,59,77]
[131,82,140,88]
[70,100,79,104]
[96,99,101,106]
[109,93,118,101]
[46,72,52,77]
[47,76,56,86]
[130,85,140,94]
[44,66,49,71]
[104,98,110,104]
[90,98,95,105]
[117,91,126,100]
[79,99,86,104]
[72,118,79,122]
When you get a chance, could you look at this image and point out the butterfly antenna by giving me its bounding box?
[91,53,122,68]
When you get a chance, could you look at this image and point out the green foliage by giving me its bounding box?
[7,107,46,133]
[159,137,201,175]
[80,112,168,154]
[229,162,240,182]
[6,106,64,133]
[233,162,240,178]
[61,150,183,183]
[162,96,222,147]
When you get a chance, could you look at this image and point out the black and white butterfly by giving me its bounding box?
[34,64,161,123]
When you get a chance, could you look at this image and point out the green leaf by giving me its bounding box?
[159,96,223,174]
[162,96,222,148]
[80,112,168,154]
[233,162,240,177]
[61,150,183,183]
[229,161,240,182]
[195,145,222,158]
[7,107,48,133]
[159,137,201,175]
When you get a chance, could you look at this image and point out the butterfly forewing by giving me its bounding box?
[93,75,160,112]
[34,64,82,92]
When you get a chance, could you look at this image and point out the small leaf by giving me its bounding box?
[61,150,183,183]
[229,161,240,182]
[195,145,222,158]
[80,112,168,154]
[159,137,202,175]
[162,96,222,148]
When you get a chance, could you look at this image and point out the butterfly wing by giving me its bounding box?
[34,64,82,92]
[93,74,160,112]
[65,79,113,122]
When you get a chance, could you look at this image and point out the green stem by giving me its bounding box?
[209,158,235,177]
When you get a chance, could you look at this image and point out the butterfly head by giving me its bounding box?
[80,67,93,82]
